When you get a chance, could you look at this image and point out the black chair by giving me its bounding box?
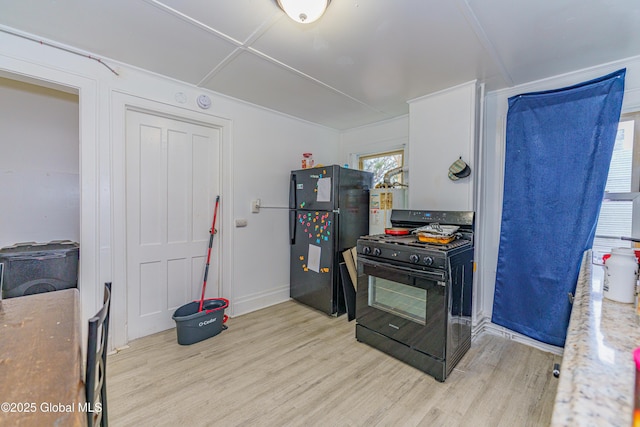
[86,282,111,427]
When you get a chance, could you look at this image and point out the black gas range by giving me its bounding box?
[355,209,474,382]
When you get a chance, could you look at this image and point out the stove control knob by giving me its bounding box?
[409,254,420,264]
[373,248,382,256]
[362,246,371,255]
[423,256,434,266]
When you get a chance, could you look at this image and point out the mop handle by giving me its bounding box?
[199,195,220,312]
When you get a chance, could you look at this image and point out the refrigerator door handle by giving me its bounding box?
[289,175,296,209]
[289,210,296,245]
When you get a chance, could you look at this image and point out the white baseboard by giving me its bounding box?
[230,284,290,317]
[472,316,564,356]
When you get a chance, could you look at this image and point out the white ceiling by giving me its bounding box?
[1,0,639,130]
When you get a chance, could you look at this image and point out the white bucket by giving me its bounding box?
[603,247,638,303]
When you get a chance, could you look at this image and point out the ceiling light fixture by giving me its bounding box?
[277,0,331,24]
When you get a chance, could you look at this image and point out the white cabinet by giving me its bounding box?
[407,81,479,211]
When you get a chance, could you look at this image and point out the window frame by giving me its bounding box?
[358,149,405,186]
[594,111,640,259]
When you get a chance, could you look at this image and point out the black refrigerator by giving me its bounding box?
[289,165,373,315]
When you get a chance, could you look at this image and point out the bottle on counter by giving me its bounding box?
[603,247,638,304]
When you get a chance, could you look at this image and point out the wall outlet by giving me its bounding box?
[251,199,261,213]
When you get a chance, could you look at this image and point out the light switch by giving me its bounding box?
[235,218,248,227]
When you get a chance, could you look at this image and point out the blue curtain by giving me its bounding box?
[492,69,626,347]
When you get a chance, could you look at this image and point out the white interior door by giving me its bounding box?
[126,109,221,340]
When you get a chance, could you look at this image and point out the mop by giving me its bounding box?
[199,195,220,312]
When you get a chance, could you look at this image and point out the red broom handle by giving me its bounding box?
[199,195,220,312]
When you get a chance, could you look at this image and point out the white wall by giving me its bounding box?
[407,81,478,211]
[340,115,409,168]
[0,77,79,247]
[228,105,339,315]
[0,30,339,348]
[480,55,640,350]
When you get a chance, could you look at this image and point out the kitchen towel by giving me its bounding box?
[492,68,626,347]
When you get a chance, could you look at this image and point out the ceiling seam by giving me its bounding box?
[197,5,284,87]
[245,45,387,114]
[148,0,386,115]
[241,8,283,46]
[456,0,514,86]
[197,48,244,87]
[144,0,244,47]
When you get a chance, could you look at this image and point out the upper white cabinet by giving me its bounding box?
[408,81,480,211]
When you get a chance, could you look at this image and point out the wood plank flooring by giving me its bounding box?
[107,301,561,427]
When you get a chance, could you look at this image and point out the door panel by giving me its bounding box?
[167,258,188,308]
[167,129,189,243]
[126,110,221,340]
[139,125,163,245]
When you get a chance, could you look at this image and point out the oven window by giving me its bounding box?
[368,277,426,325]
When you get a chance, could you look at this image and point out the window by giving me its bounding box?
[359,149,404,187]
[593,111,640,262]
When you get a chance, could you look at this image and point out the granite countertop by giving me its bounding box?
[551,251,640,426]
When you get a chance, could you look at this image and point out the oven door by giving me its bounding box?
[356,257,447,359]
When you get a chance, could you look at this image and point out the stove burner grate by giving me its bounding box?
[359,233,471,251]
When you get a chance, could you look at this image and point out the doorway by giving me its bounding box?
[125,109,222,340]
[0,77,79,248]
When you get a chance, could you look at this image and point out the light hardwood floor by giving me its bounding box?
[108,301,561,427]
